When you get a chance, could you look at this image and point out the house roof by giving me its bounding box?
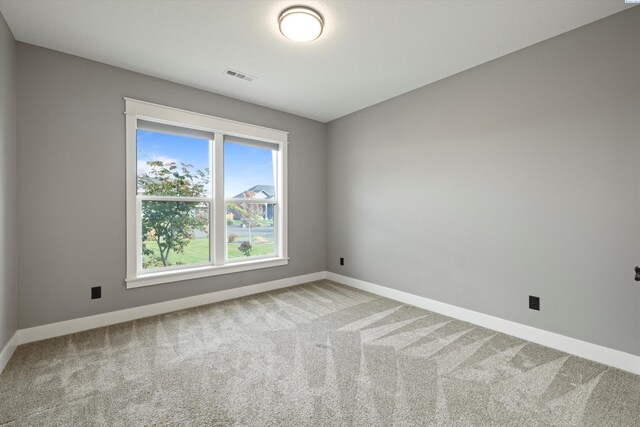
[233,185,275,200]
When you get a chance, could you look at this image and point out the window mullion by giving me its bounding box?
[224,198,278,204]
[213,133,225,265]
[207,137,214,267]
[138,195,208,202]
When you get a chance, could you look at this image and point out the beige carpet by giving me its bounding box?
[1,280,639,426]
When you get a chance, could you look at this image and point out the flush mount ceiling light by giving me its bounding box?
[278,6,324,42]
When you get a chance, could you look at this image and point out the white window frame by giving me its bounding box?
[125,98,288,288]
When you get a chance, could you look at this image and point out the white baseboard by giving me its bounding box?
[17,271,326,346]
[6,270,639,377]
[0,332,19,375]
[327,271,640,376]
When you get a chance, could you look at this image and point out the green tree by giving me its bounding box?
[228,191,263,256]
[138,161,209,268]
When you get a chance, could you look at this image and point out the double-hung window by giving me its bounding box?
[125,99,288,288]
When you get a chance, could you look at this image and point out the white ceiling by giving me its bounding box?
[0,0,634,122]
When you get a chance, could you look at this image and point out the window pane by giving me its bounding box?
[226,202,275,259]
[137,129,211,196]
[224,141,276,200]
[141,201,209,269]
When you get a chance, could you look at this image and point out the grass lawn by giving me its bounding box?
[143,238,274,267]
[227,241,274,258]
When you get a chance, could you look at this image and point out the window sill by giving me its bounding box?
[126,257,289,289]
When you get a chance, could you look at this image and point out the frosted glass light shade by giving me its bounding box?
[279,7,324,42]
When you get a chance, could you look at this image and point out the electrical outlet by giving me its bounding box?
[529,295,540,311]
[91,286,102,300]
[340,257,344,266]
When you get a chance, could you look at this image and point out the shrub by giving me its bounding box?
[238,241,252,257]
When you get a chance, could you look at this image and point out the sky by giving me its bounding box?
[137,130,275,198]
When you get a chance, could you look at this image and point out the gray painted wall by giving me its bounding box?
[326,8,640,356]
[17,43,326,328]
[10,6,640,359]
[0,11,17,350]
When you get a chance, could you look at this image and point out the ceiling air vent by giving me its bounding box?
[225,68,255,82]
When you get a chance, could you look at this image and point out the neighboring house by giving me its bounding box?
[232,185,275,221]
